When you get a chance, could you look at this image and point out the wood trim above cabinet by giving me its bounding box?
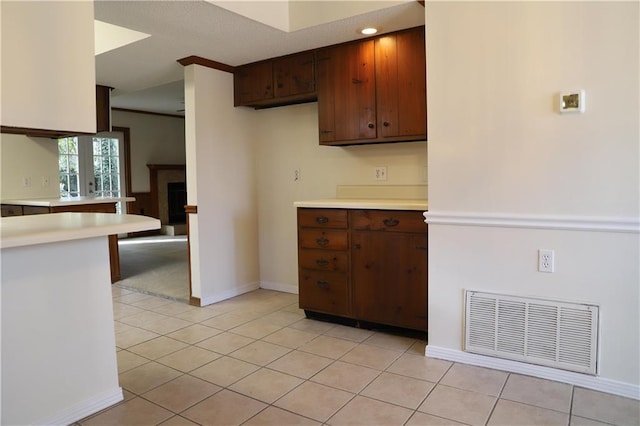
[0,125,92,139]
[185,204,198,306]
[177,56,235,74]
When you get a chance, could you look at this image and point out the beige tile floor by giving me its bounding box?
[77,287,640,426]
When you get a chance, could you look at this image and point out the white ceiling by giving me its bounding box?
[94,0,425,116]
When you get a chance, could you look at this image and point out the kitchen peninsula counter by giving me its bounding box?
[1,211,158,248]
[1,195,134,208]
[1,196,137,282]
[1,212,159,425]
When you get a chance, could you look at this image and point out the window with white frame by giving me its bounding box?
[58,133,125,212]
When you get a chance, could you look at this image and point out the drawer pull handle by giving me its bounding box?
[383,218,400,227]
[316,280,329,289]
[315,216,329,224]
[316,258,329,266]
[316,237,329,246]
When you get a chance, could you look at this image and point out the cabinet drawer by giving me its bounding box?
[299,229,348,250]
[350,210,426,233]
[1,205,23,217]
[298,270,348,316]
[299,249,348,272]
[22,206,51,215]
[298,208,347,229]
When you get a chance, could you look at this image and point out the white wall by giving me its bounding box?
[425,1,639,396]
[0,1,95,133]
[0,134,60,199]
[255,102,427,292]
[2,237,121,424]
[184,65,259,304]
[111,110,185,192]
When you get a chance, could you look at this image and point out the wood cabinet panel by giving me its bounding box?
[299,249,348,272]
[317,40,376,143]
[352,231,427,330]
[297,208,348,229]
[298,229,348,250]
[376,27,426,140]
[351,209,427,233]
[274,52,315,98]
[297,207,428,332]
[22,206,51,215]
[299,270,349,316]
[317,26,426,146]
[96,85,112,133]
[234,52,317,108]
[234,61,274,106]
[1,205,23,217]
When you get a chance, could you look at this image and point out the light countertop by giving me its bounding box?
[1,212,160,249]
[294,198,428,211]
[1,196,135,207]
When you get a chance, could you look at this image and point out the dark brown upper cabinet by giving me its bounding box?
[234,51,316,109]
[317,26,426,146]
[96,85,112,133]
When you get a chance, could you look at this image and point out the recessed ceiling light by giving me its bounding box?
[361,27,378,35]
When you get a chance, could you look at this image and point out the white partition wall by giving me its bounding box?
[424,2,639,398]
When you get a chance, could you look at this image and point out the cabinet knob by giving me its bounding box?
[383,121,390,127]
[316,258,330,267]
[383,218,400,227]
[315,237,329,246]
[315,216,329,224]
[368,122,374,129]
[316,280,329,289]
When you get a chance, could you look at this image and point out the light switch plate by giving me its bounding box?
[559,90,585,113]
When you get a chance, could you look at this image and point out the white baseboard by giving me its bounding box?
[36,387,124,425]
[199,281,261,306]
[260,281,298,294]
[426,345,640,400]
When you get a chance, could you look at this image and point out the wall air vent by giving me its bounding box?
[464,290,599,375]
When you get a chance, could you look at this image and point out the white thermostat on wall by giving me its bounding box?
[559,89,585,114]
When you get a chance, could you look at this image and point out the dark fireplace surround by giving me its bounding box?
[148,164,187,226]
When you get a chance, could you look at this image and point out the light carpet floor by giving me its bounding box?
[118,235,190,302]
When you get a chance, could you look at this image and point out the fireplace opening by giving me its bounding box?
[167,182,187,224]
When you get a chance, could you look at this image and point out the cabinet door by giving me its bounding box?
[274,52,315,98]
[96,85,112,133]
[317,40,376,145]
[234,61,274,106]
[352,231,427,331]
[376,27,426,140]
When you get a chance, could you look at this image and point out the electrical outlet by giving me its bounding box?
[42,176,50,187]
[294,168,301,182]
[538,249,555,273]
[22,176,31,188]
[374,166,387,181]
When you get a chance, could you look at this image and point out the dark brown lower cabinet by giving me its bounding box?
[297,207,427,332]
[351,231,427,331]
